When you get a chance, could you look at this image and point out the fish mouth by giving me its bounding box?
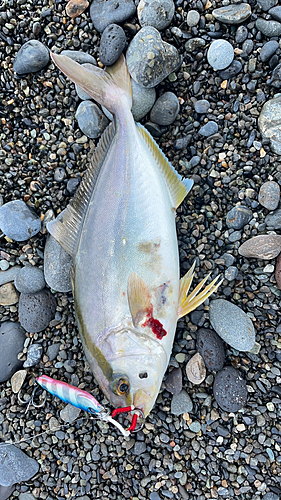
[133,388,157,418]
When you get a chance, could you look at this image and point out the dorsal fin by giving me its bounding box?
[137,124,193,208]
[47,122,115,257]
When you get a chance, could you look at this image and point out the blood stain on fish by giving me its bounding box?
[143,316,167,340]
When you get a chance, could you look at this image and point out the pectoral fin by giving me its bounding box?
[127,272,152,327]
[178,265,222,318]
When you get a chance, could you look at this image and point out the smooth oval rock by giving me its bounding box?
[197,328,225,372]
[235,25,248,44]
[90,0,136,32]
[207,39,234,70]
[185,38,205,53]
[186,10,200,27]
[137,0,175,30]
[165,367,182,394]
[209,299,255,351]
[150,92,179,125]
[13,40,49,74]
[212,4,251,24]
[199,121,218,137]
[126,26,181,88]
[213,366,247,412]
[238,234,281,260]
[0,200,41,242]
[0,322,26,383]
[186,353,206,385]
[66,0,89,18]
[18,289,56,333]
[218,60,242,80]
[0,445,39,487]
[194,99,209,114]
[260,41,279,63]
[259,96,281,155]
[131,79,156,120]
[226,205,252,229]
[171,389,193,415]
[258,181,280,210]
[14,265,46,294]
[269,6,281,21]
[256,18,281,37]
[44,234,72,293]
[99,24,126,66]
[75,101,109,138]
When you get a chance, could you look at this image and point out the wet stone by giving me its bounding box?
[0,322,25,383]
[0,282,18,306]
[126,26,181,88]
[14,265,46,294]
[255,18,281,37]
[260,41,279,62]
[213,366,248,412]
[60,403,81,423]
[209,299,255,351]
[199,121,218,137]
[23,344,43,368]
[150,92,180,125]
[75,101,109,139]
[44,234,72,293]
[171,390,193,415]
[194,99,209,114]
[186,353,206,385]
[18,289,56,333]
[259,96,281,155]
[238,234,281,260]
[196,328,225,372]
[165,367,182,394]
[0,445,39,487]
[0,200,41,242]
[90,0,136,33]
[11,369,27,393]
[66,0,89,18]
[137,0,175,30]
[226,205,252,230]
[258,181,280,210]
[99,24,126,66]
[13,40,49,74]
[213,4,251,24]
[207,39,234,70]
[185,38,205,53]
[0,266,20,286]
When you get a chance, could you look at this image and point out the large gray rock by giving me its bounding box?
[44,234,72,293]
[150,92,180,126]
[0,200,41,242]
[0,445,39,487]
[13,40,49,74]
[0,322,25,383]
[18,289,56,333]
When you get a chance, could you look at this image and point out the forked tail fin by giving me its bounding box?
[51,53,132,116]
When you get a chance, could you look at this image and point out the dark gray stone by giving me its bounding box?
[165,367,182,394]
[0,266,21,286]
[126,26,181,88]
[0,322,25,383]
[256,18,281,37]
[67,177,80,195]
[90,0,136,32]
[235,26,248,43]
[0,485,15,500]
[14,265,46,294]
[23,344,43,368]
[185,38,205,53]
[99,24,126,66]
[260,41,279,62]
[269,5,281,21]
[265,209,281,229]
[133,441,147,455]
[13,40,49,74]
[257,0,277,11]
[212,4,251,24]
[199,121,218,137]
[137,0,175,30]
[226,205,252,229]
[267,63,281,88]
[224,266,238,281]
[0,201,41,242]
[171,390,193,415]
[194,99,209,114]
[213,366,248,412]
[209,299,255,351]
[131,80,156,120]
[259,96,281,154]
[60,50,97,65]
[150,92,180,125]
[219,60,242,80]
[258,181,280,210]
[47,343,60,361]
[197,328,225,372]
[75,101,109,139]
[44,234,72,293]
[18,289,56,333]
[207,39,234,70]
[0,445,39,486]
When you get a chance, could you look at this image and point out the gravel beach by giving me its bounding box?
[0,0,281,499]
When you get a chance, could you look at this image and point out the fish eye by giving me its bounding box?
[111,376,130,396]
[139,372,148,379]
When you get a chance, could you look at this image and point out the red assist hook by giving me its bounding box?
[111,405,145,433]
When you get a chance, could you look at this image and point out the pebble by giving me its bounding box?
[44,234,72,293]
[235,26,248,44]
[99,24,126,66]
[0,200,41,242]
[266,63,281,88]
[209,299,255,351]
[60,50,97,65]
[90,0,136,33]
[11,369,27,393]
[207,40,234,71]
[67,177,80,194]
[150,493,161,500]
[269,5,281,21]
[226,205,252,229]
[14,265,46,294]
[213,366,248,412]
[258,181,280,210]
[13,40,49,74]
[150,92,179,125]
[259,96,281,155]
[224,265,238,281]
[185,353,206,385]
[0,486,15,500]
[185,38,205,53]
[0,322,25,382]
[194,99,209,114]
[255,18,281,37]
[0,260,9,271]
[0,267,20,286]
[60,403,81,423]
[265,209,281,229]
[238,234,281,260]
[75,101,109,139]
[66,0,89,18]
[0,282,18,306]
[23,343,43,368]
[260,41,279,62]
[47,343,60,361]
[186,10,200,27]
[133,441,147,455]
[213,4,251,24]
[18,289,56,333]
[171,390,193,415]
[126,26,181,88]
[189,421,201,433]
[165,367,182,394]
[199,121,218,137]
[0,445,39,487]
[218,60,242,80]
[263,494,279,500]
[196,328,225,371]
[137,0,175,30]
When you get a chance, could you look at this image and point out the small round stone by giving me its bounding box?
[185,38,205,53]
[0,260,9,271]
[54,167,66,182]
[99,24,126,66]
[150,92,180,125]
[186,10,200,27]
[90,0,136,33]
[13,40,49,74]
[67,177,80,194]
[194,99,209,114]
[258,181,280,210]
[0,322,26,383]
[171,390,193,415]
[197,328,225,371]
[224,266,238,281]
[0,200,41,242]
[18,289,56,333]
[66,0,89,18]
[137,0,175,30]
[238,234,281,260]
[207,39,234,70]
[235,25,248,43]
[213,366,248,412]
[75,101,109,138]
[186,353,206,385]
[218,60,242,80]
[14,265,46,294]
[165,367,182,394]
[199,121,218,137]
[226,205,252,230]
[23,344,43,368]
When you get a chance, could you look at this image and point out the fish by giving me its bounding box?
[47,53,221,418]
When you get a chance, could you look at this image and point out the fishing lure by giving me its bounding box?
[36,375,143,437]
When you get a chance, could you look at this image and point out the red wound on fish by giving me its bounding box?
[143,316,167,340]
